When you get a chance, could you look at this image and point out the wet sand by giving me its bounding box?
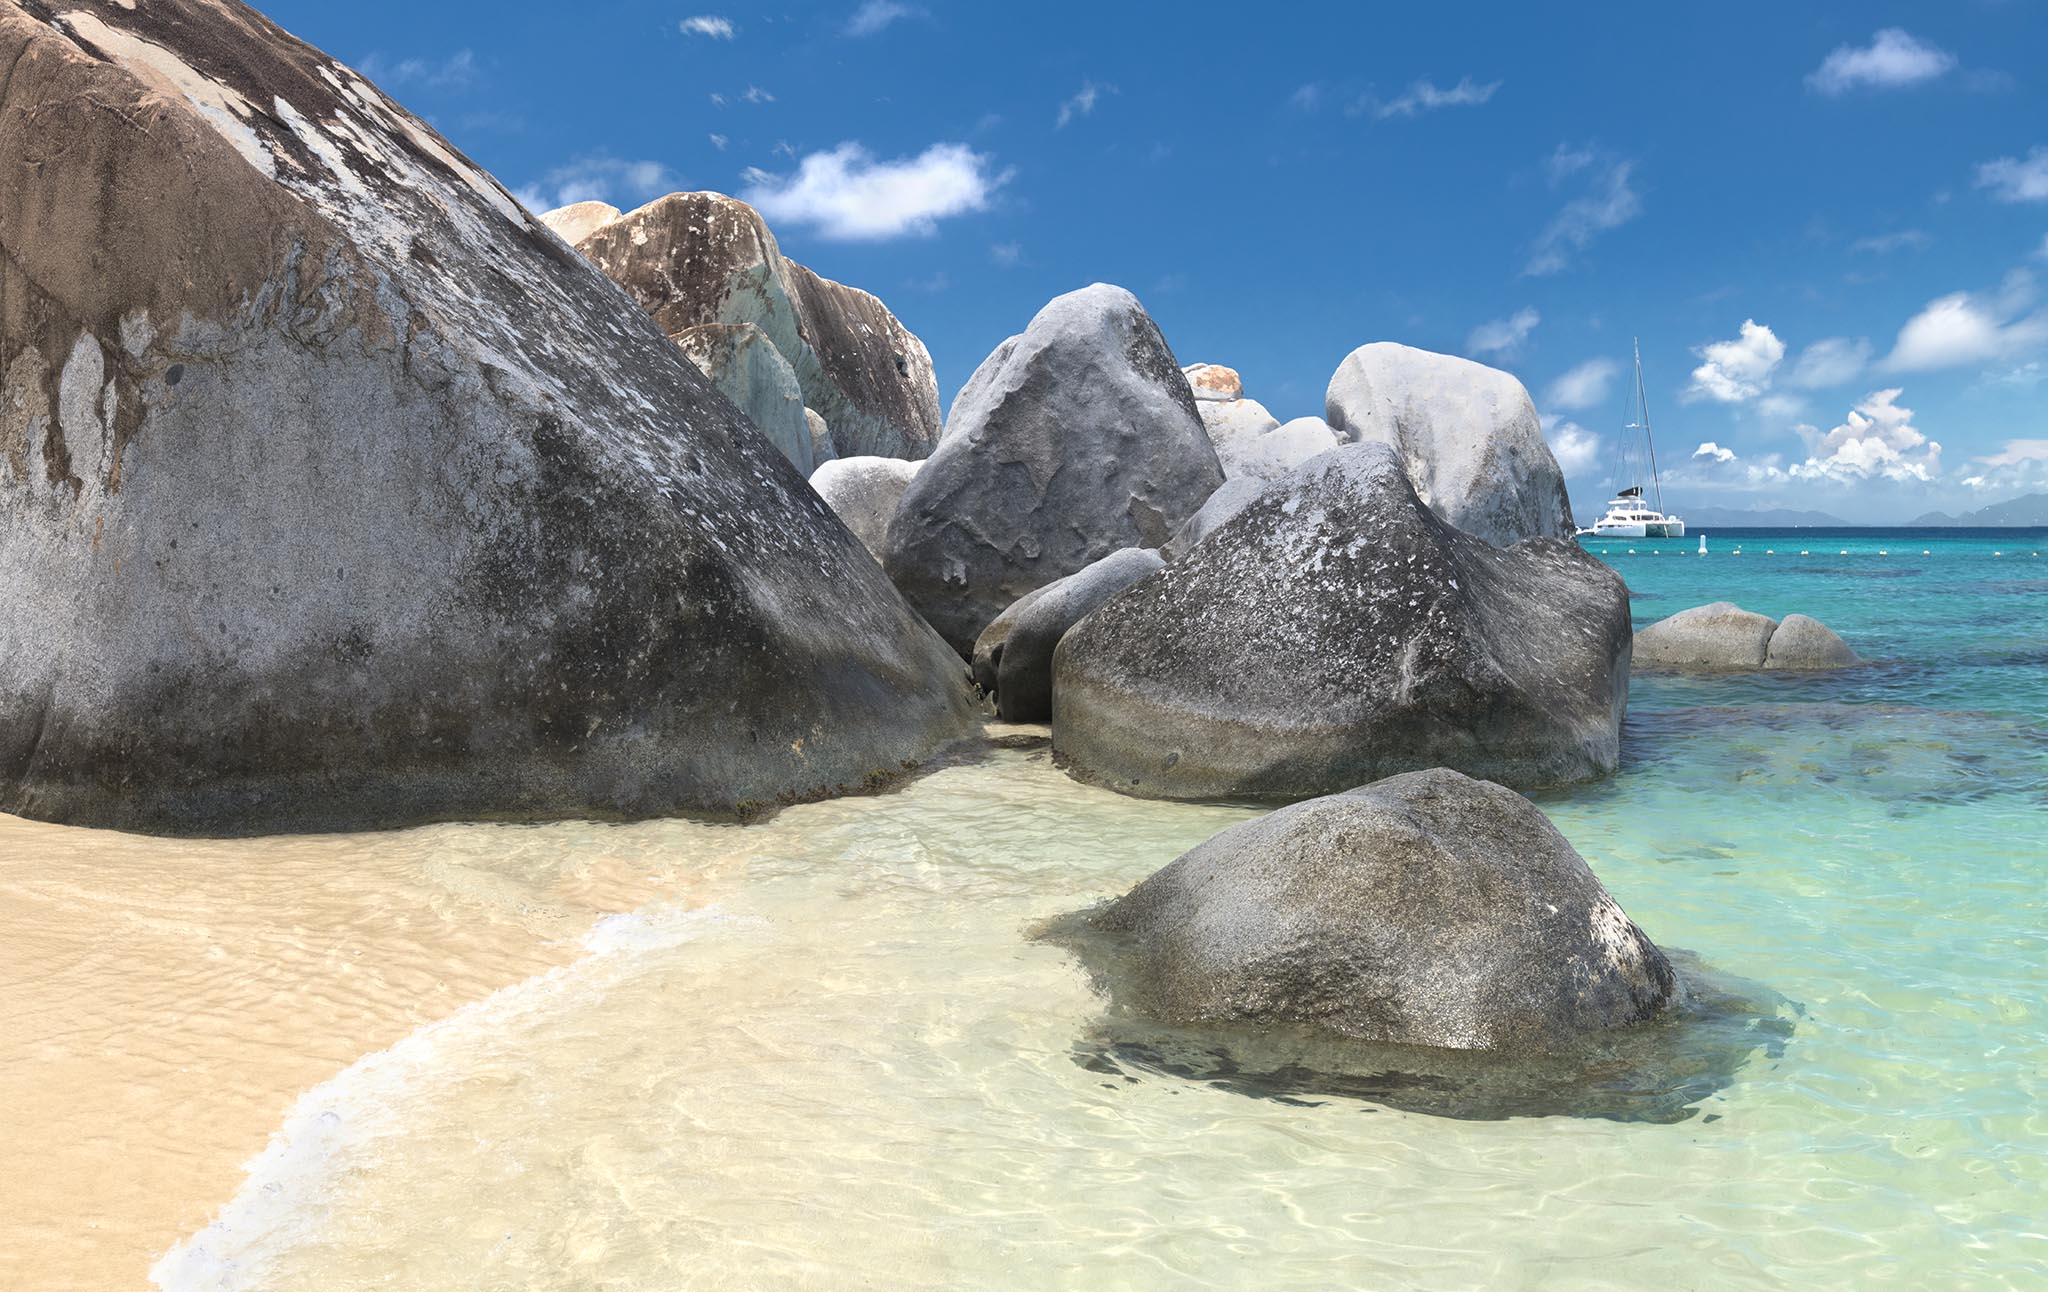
[0,810,707,1292]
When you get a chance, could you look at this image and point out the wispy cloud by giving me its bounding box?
[1787,337,1873,389]
[680,15,736,39]
[708,133,728,151]
[1850,229,1930,255]
[1057,82,1114,129]
[513,156,677,213]
[1806,28,1954,95]
[356,49,480,92]
[1466,307,1540,358]
[990,241,1024,267]
[1976,146,2048,203]
[1541,416,1602,475]
[1884,269,2048,371]
[1546,357,1620,411]
[1525,152,1641,276]
[1289,83,1324,113]
[740,142,1007,240]
[845,1,923,37]
[742,85,775,105]
[1355,76,1501,121]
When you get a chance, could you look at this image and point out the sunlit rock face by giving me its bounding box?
[0,0,974,834]
[1325,342,1573,546]
[562,191,943,462]
[1054,444,1631,800]
[1634,603,1861,672]
[885,284,1225,656]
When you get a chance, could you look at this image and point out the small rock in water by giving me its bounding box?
[1634,603,1860,672]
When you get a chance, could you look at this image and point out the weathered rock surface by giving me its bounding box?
[1635,603,1860,672]
[1083,768,1678,1053]
[1181,362,1243,402]
[538,200,620,246]
[672,322,812,473]
[972,547,1164,721]
[809,456,921,561]
[0,0,975,834]
[804,408,836,468]
[1233,415,1342,481]
[1161,476,1265,561]
[567,192,942,461]
[884,285,1226,655]
[1053,444,1631,799]
[1195,396,1282,478]
[1764,613,1860,670]
[1325,342,1572,546]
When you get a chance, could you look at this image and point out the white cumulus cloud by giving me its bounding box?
[1788,336,1872,389]
[1686,319,1786,403]
[1806,29,1954,95]
[1885,270,2048,371]
[1467,307,1540,358]
[1541,416,1602,475]
[1545,357,1620,411]
[680,15,736,39]
[740,142,1006,240]
[1976,146,2048,203]
[1790,389,1941,482]
[1693,442,1738,464]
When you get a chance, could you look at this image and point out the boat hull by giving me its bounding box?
[1645,520,1685,538]
[1585,521,1647,538]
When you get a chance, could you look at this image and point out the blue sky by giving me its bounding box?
[266,1,2048,521]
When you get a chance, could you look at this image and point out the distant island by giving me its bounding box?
[1909,492,2048,526]
[1679,504,1853,528]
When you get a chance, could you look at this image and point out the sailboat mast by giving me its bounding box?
[1635,338,1666,515]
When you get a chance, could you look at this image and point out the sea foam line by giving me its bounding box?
[150,904,741,1291]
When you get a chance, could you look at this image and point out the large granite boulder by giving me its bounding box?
[538,200,620,246]
[672,322,813,473]
[1635,604,1860,672]
[971,547,1164,722]
[884,285,1226,655]
[1181,362,1242,402]
[565,192,941,461]
[808,456,920,561]
[1082,768,1678,1053]
[1325,342,1572,546]
[1195,396,1282,478]
[1053,444,1631,799]
[0,0,975,834]
[1160,476,1264,561]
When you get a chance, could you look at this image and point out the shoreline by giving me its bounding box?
[0,810,707,1292]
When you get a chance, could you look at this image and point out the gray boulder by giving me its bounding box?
[804,408,836,468]
[1237,415,1342,481]
[672,322,813,473]
[1325,342,1573,546]
[972,547,1164,721]
[0,0,974,834]
[1086,768,1678,1053]
[570,191,942,460]
[809,456,921,561]
[1765,613,1860,670]
[1053,444,1631,799]
[1633,603,1778,671]
[1195,396,1283,478]
[884,284,1226,655]
[1634,603,1859,672]
[1161,476,1265,561]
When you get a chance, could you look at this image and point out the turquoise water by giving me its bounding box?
[150,529,2046,1289]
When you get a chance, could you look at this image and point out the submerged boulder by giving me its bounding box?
[1053,443,1631,799]
[1083,768,1678,1053]
[809,456,921,561]
[567,192,942,461]
[1764,613,1859,670]
[0,0,974,834]
[1325,342,1572,546]
[972,547,1164,721]
[672,322,813,473]
[884,284,1225,655]
[1635,603,1860,672]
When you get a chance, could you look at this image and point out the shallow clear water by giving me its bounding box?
[17,531,2048,1289]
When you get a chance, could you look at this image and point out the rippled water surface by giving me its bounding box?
[5,530,2045,1289]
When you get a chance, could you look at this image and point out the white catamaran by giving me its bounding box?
[1579,339,1685,539]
